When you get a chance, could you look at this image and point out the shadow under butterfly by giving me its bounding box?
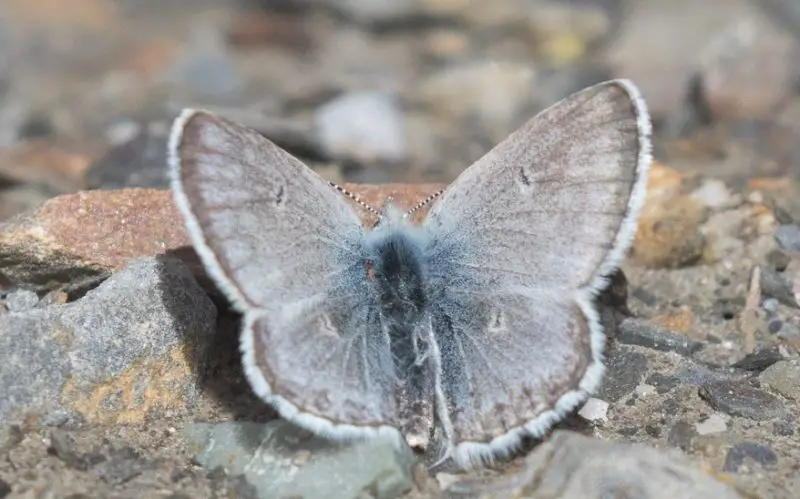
[168,79,653,471]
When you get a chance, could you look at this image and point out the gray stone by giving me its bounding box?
[315,91,407,164]
[667,421,697,451]
[760,360,800,400]
[0,256,216,428]
[724,442,777,472]
[699,379,784,420]
[618,318,705,356]
[775,224,800,252]
[597,346,648,402]
[760,266,799,308]
[184,420,416,499]
[3,289,39,311]
[730,347,785,371]
[444,431,741,498]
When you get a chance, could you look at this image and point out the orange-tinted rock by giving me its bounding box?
[630,163,708,268]
[0,142,93,193]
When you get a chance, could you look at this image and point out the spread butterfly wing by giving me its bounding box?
[169,110,397,439]
[423,79,651,466]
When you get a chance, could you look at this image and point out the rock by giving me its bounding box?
[444,431,741,498]
[730,347,785,371]
[597,346,648,402]
[0,256,216,428]
[315,91,408,164]
[84,121,171,189]
[691,179,738,210]
[0,189,194,291]
[184,420,415,499]
[699,379,784,420]
[760,266,799,308]
[415,60,536,137]
[0,141,91,193]
[667,421,697,451]
[773,419,795,436]
[0,477,10,497]
[645,372,680,394]
[775,224,800,252]
[723,442,777,473]
[632,171,707,268]
[3,289,39,311]
[760,360,800,400]
[617,318,705,356]
[696,413,728,435]
[577,397,609,424]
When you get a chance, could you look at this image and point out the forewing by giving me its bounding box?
[169,110,397,436]
[423,79,651,465]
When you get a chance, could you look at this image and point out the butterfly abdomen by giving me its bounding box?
[364,227,437,449]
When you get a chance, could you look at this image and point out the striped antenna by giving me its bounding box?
[403,188,446,218]
[329,182,382,218]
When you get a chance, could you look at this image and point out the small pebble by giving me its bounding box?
[618,318,704,356]
[723,442,777,472]
[695,413,728,435]
[578,397,609,423]
[760,360,800,400]
[774,224,800,252]
[699,379,784,421]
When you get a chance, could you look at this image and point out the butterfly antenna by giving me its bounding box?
[403,188,446,219]
[329,181,382,218]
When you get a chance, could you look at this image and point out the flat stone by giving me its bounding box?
[698,379,784,420]
[667,421,697,451]
[774,224,800,252]
[445,431,741,498]
[577,397,609,424]
[730,347,785,371]
[645,372,681,394]
[695,413,728,435]
[760,360,800,400]
[760,266,799,308]
[723,442,778,473]
[184,420,415,499]
[597,346,648,402]
[618,318,705,356]
[0,256,216,430]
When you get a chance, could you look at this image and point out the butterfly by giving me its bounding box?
[168,79,652,469]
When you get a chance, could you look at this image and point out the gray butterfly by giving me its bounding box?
[168,79,652,469]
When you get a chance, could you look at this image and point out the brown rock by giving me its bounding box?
[631,163,707,268]
[0,184,447,291]
[0,142,93,193]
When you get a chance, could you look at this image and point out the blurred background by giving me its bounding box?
[1,0,799,220]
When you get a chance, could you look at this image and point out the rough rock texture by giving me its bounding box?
[0,256,216,436]
[444,431,742,498]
